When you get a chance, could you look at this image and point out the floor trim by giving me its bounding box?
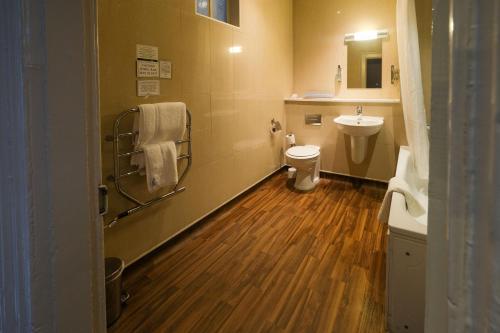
[284,163,390,184]
[319,170,389,185]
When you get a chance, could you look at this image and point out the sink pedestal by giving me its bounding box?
[334,115,384,164]
[350,136,367,164]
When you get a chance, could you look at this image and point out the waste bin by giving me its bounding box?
[105,257,127,326]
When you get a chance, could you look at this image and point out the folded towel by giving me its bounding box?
[132,102,186,192]
[143,144,163,193]
[303,92,334,99]
[131,104,157,170]
[143,141,179,193]
[131,102,186,169]
[155,102,186,143]
[160,141,178,186]
[378,177,426,223]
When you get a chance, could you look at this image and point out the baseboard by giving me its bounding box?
[318,169,389,184]
[125,165,287,269]
[284,163,389,184]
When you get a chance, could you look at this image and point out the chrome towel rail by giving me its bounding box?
[105,107,192,228]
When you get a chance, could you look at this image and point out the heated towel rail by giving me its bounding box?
[105,107,192,228]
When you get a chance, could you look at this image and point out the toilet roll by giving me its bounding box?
[286,133,296,146]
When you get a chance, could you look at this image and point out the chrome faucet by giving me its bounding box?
[356,105,363,116]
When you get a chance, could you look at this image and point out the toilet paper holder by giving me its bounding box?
[271,118,282,133]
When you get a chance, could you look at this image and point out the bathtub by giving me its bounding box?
[386,146,428,332]
[388,146,428,239]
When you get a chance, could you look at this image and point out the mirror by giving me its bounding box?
[347,39,382,88]
[344,29,387,89]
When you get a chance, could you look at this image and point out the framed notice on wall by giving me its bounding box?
[159,61,172,79]
[137,60,159,78]
[137,80,160,96]
[136,44,158,61]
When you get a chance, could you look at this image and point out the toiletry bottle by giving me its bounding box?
[336,65,342,82]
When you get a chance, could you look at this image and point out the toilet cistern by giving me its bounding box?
[334,108,384,164]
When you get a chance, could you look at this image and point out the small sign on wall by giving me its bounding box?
[136,44,158,61]
[135,44,165,96]
[137,80,160,96]
[159,61,172,79]
[137,60,159,78]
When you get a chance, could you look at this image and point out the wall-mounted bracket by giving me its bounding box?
[391,65,400,84]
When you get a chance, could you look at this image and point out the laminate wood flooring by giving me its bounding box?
[108,171,388,333]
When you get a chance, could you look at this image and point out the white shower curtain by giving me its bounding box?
[396,0,430,181]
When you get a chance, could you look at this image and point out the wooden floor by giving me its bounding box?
[109,171,388,333]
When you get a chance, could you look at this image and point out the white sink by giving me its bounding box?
[334,115,384,164]
[334,115,384,137]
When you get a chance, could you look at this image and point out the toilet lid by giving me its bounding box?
[287,145,319,158]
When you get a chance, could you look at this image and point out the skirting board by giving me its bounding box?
[284,163,389,184]
[318,169,389,184]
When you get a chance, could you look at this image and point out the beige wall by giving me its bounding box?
[416,0,432,123]
[99,0,293,264]
[290,0,406,181]
[293,0,400,99]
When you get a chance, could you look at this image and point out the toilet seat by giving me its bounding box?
[286,145,320,159]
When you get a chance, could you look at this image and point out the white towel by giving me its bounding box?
[131,104,157,170]
[143,142,179,193]
[143,144,163,193]
[159,141,178,186]
[378,177,426,223]
[131,102,186,166]
[135,102,186,192]
[155,102,186,143]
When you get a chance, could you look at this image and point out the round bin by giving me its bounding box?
[105,257,125,326]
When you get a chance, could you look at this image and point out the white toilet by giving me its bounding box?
[285,145,321,191]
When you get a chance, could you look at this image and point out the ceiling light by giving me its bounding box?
[229,46,242,54]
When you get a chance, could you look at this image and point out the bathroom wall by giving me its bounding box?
[415,0,432,123]
[293,0,400,99]
[289,0,406,181]
[99,0,293,264]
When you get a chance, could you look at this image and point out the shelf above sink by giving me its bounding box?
[284,97,400,104]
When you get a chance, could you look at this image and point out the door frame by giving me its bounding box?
[0,0,105,331]
[360,52,382,88]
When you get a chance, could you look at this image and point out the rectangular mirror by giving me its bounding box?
[347,39,382,88]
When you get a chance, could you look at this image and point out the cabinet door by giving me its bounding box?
[387,236,426,332]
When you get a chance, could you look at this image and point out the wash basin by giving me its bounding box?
[333,115,384,137]
[333,115,384,164]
